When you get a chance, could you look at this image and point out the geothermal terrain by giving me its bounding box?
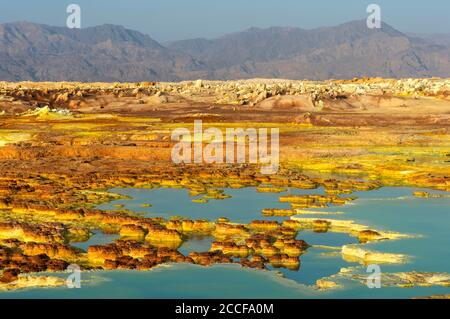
[0,78,449,294]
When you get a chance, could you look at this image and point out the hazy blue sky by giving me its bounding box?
[1,0,449,41]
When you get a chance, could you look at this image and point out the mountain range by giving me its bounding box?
[0,20,449,82]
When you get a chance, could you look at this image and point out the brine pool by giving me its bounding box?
[2,186,450,299]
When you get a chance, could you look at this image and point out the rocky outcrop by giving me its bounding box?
[119,224,147,240]
[188,251,232,266]
[213,223,249,238]
[256,187,287,193]
[166,220,215,234]
[279,194,356,209]
[88,245,122,264]
[0,244,70,273]
[19,242,81,261]
[88,240,190,269]
[210,241,250,257]
[248,220,280,231]
[357,230,384,243]
[0,269,20,283]
[0,222,66,243]
[261,209,296,217]
[268,254,300,270]
[145,227,183,245]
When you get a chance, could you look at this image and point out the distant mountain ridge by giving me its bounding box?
[168,21,405,67]
[0,20,449,82]
[0,21,203,82]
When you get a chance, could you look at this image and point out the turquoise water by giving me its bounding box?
[2,264,449,299]
[179,235,215,255]
[96,186,325,224]
[72,231,119,252]
[1,186,449,299]
[310,187,450,275]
